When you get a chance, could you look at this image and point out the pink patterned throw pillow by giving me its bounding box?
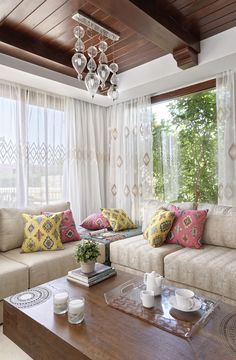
[81,213,110,230]
[43,210,80,243]
[166,205,208,249]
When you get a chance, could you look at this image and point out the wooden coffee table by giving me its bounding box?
[3,271,236,360]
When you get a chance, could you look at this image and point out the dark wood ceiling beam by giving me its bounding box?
[173,46,198,70]
[0,24,73,69]
[86,0,200,60]
[0,41,75,78]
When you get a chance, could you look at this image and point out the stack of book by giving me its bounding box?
[67,263,116,287]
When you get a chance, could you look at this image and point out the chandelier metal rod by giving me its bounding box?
[72,10,120,42]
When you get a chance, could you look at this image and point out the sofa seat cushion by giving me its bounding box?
[110,235,182,275]
[3,241,106,288]
[0,254,28,300]
[164,245,236,299]
[3,241,80,288]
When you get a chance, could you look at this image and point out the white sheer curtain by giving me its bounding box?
[0,81,65,208]
[107,96,153,223]
[64,98,109,225]
[217,70,236,205]
[162,131,179,202]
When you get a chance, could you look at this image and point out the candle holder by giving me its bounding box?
[68,297,85,324]
[53,290,69,315]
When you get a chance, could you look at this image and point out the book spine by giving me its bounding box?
[68,268,115,283]
[88,271,116,286]
[67,276,89,287]
[67,271,116,287]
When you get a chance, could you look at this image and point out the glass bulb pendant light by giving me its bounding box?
[108,84,119,101]
[97,41,110,89]
[73,25,85,39]
[75,38,85,52]
[72,24,86,80]
[72,12,120,99]
[87,47,97,72]
[110,62,119,74]
[72,52,87,80]
[110,73,119,86]
[97,64,110,89]
[85,72,100,99]
[98,41,108,64]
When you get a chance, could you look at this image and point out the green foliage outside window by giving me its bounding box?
[152,89,217,204]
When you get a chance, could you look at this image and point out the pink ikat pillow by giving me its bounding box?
[43,209,80,243]
[80,213,110,230]
[166,205,208,249]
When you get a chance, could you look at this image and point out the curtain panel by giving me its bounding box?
[63,98,109,225]
[0,81,65,208]
[217,70,236,205]
[107,96,153,223]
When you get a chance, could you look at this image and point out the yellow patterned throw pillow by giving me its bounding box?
[144,209,175,247]
[21,213,64,253]
[101,208,137,232]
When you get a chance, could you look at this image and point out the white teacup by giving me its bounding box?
[175,289,195,310]
[140,290,155,308]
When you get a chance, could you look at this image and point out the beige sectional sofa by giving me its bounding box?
[110,200,236,305]
[0,202,105,324]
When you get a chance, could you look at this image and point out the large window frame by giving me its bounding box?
[151,79,217,204]
[151,79,216,104]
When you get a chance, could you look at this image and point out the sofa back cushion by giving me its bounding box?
[0,202,70,252]
[141,200,196,232]
[198,203,236,249]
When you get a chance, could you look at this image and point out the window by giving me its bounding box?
[0,96,17,207]
[27,104,65,206]
[0,85,65,207]
[152,85,217,203]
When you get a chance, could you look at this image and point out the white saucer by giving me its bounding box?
[169,295,202,312]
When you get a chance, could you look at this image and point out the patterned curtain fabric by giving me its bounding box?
[64,98,109,225]
[162,131,179,202]
[0,81,65,208]
[107,96,153,223]
[217,70,236,205]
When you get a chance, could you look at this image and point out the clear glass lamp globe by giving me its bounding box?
[85,72,100,98]
[75,39,85,53]
[98,40,108,53]
[99,52,108,64]
[110,62,119,73]
[108,85,119,101]
[73,26,85,39]
[72,53,87,80]
[110,73,119,86]
[87,58,97,72]
[97,64,110,86]
[87,46,98,58]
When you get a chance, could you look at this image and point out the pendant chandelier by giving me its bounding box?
[72,11,120,100]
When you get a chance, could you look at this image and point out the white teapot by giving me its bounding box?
[144,271,163,296]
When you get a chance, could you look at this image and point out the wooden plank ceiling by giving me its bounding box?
[0,0,236,81]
